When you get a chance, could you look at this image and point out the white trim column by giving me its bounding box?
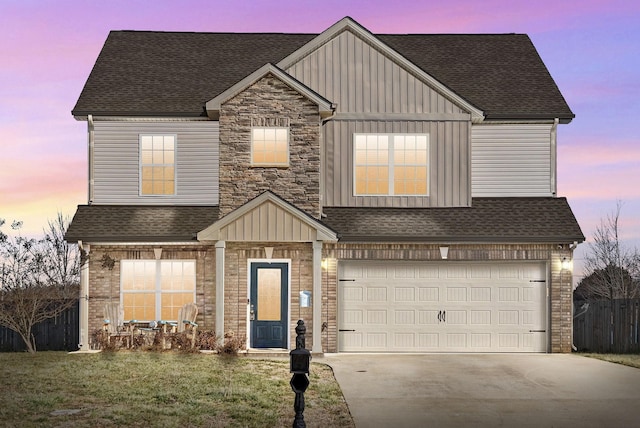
[312,240,323,353]
[78,242,90,351]
[215,240,226,341]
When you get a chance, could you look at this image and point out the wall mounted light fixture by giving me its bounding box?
[561,257,572,271]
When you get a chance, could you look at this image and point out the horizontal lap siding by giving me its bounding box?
[472,124,552,197]
[93,121,219,205]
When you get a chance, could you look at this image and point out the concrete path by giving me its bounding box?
[320,354,640,427]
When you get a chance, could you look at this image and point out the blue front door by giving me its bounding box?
[250,262,288,348]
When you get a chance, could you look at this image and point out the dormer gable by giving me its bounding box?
[206,63,335,120]
[197,191,338,242]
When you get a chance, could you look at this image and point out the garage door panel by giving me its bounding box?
[338,261,547,353]
[447,287,467,302]
[418,287,439,301]
[419,310,440,324]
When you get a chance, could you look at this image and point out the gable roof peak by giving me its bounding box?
[205,63,334,119]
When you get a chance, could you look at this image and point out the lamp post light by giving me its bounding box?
[290,320,311,428]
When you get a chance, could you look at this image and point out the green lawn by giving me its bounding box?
[0,351,354,427]
[580,353,640,369]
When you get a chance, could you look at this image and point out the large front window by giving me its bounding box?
[354,134,429,196]
[140,135,176,195]
[121,260,195,321]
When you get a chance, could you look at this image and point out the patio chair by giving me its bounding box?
[169,303,199,348]
[103,302,132,348]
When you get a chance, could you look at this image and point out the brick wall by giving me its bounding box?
[218,74,321,218]
[222,242,314,349]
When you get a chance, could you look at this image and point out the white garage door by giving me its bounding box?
[338,261,548,353]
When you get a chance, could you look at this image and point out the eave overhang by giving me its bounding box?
[205,63,335,120]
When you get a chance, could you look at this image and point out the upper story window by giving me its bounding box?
[121,260,196,322]
[140,135,176,195]
[354,134,429,196]
[251,127,289,167]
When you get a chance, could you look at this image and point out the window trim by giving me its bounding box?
[250,126,290,167]
[353,133,430,197]
[120,259,196,322]
[139,134,177,197]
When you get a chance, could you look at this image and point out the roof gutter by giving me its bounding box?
[88,114,95,204]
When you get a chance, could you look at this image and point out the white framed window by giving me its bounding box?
[354,133,429,196]
[120,260,195,322]
[140,134,176,195]
[251,127,289,166]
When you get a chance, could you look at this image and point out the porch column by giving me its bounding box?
[312,240,323,353]
[215,240,226,341]
[78,242,90,351]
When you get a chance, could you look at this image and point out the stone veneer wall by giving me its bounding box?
[86,245,215,342]
[218,74,322,218]
[321,243,575,353]
[222,242,314,349]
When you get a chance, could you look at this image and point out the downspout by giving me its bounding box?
[319,104,337,218]
[88,115,95,204]
[78,241,90,351]
[550,118,559,196]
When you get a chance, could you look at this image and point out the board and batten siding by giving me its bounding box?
[92,121,219,205]
[285,28,472,208]
[286,29,467,116]
[323,120,471,208]
[471,124,553,197]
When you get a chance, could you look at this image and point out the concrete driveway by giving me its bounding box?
[320,354,640,427]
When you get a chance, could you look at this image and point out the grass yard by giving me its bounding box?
[0,351,354,427]
[581,353,640,369]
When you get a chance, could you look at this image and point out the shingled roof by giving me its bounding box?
[65,198,583,244]
[72,21,573,121]
[323,198,584,243]
[65,205,219,242]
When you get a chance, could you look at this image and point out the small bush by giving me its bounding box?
[196,330,218,350]
[217,331,246,356]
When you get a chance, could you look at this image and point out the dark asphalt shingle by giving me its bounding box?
[65,198,584,244]
[72,29,573,121]
[65,205,219,242]
[323,197,584,243]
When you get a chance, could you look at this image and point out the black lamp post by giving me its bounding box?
[290,320,311,428]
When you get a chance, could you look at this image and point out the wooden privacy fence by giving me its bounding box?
[573,298,640,353]
[0,301,79,352]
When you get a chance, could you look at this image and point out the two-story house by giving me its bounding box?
[66,17,584,353]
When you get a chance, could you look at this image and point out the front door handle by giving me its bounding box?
[250,304,255,321]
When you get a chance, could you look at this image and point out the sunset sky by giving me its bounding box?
[1,0,639,282]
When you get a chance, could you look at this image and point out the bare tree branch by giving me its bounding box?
[0,214,79,353]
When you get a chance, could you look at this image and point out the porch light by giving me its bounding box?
[561,257,572,271]
[321,259,328,270]
[439,246,449,260]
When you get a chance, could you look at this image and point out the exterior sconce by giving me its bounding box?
[321,259,328,270]
[561,257,572,271]
[439,246,449,260]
